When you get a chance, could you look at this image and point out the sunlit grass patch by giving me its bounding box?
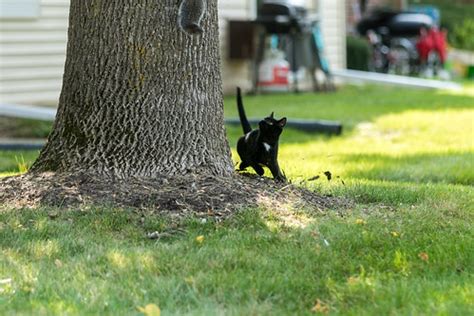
[276,107,473,185]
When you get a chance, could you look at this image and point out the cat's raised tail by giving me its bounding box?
[237,87,252,134]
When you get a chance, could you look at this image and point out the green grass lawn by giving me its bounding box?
[1,85,473,315]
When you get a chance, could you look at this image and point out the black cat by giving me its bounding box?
[178,0,206,35]
[236,87,287,182]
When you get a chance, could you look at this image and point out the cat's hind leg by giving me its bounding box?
[239,161,249,171]
[251,164,264,176]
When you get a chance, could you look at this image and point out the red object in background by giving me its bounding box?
[416,27,447,64]
[257,58,289,90]
[433,28,447,63]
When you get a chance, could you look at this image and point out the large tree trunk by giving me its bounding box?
[31,0,233,178]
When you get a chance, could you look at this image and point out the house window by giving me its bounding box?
[0,0,40,19]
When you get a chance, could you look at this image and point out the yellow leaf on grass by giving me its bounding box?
[196,235,205,244]
[311,299,329,314]
[355,219,366,225]
[418,252,429,262]
[138,304,161,316]
[391,231,399,237]
[184,276,195,285]
[347,276,359,285]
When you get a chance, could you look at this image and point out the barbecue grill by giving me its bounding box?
[252,1,334,93]
[256,1,310,34]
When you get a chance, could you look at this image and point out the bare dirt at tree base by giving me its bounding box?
[0,172,350,219]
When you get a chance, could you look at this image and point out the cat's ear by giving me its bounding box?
[270,112,274,119]
[277,117,287,127]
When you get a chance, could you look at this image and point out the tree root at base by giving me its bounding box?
[0,172,350,219]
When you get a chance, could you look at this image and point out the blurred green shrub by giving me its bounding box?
[450,19,474,51]
[346,36,371,71]
[408,0,474,49]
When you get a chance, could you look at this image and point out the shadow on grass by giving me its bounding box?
[339,151,474,186]
[331,178,474,207]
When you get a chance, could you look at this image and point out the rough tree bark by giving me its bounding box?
[30,0,234,178]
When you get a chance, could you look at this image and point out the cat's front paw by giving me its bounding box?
[275,175,287,182]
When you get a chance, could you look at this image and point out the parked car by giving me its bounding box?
[357,9,447,77]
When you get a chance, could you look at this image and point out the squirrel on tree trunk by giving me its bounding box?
[178,0,206,35]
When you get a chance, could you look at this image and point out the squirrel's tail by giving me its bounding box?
[237,87,252,134]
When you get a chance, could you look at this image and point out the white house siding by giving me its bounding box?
[319,0,346,70]
[218,0,255,93]
[0,0,346,105]
[0,0,69,105]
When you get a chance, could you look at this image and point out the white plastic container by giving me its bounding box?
[257,50,290,92]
